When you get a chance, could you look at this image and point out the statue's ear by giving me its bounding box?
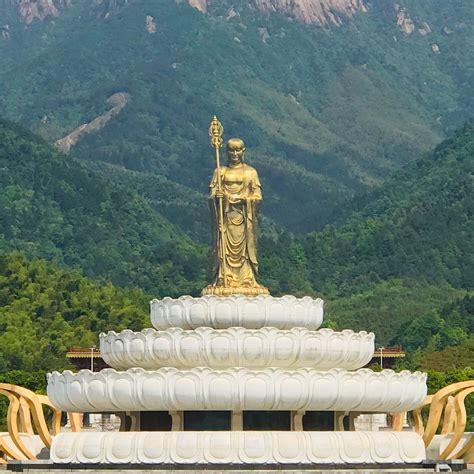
[242,147,246,153]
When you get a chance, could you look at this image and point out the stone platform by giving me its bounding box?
[44,294,429,468]
[4,461,472,473]
[47,368,426,413]
[50,431,425,465]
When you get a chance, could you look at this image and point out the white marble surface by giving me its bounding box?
[426,433,473,462]
[150,295,323,330]
[51,431,426,464]
[0,433,47,460]
[100,327,374,370]
[47,367,427,413]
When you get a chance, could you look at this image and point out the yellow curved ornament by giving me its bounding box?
[0,389,30,461]
[402,380,474,462]
[17,398,34,435]
[422,380,473,449]
[0,383,52,450]
[36,394,62,437]
[439,386,474,460]
[390,412,405,432]
[391,380,473,461]
[0,383,82,463]
[412,394,433,437]
[440,395,456,435]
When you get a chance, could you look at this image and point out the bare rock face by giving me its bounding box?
[12,0,135,22]
[252,0,367,25]
[258,26,269,43]
[90,0,133,18]
[55,92,130,153]
[226,6,238,20]
[15,0,71,24]
[418,21,431,36]
[12,0,366,26]
[188,0,367,26]
[1,24,10,40]
[188,0,207,13]
[145,14,155,33]
[395,3,414,34]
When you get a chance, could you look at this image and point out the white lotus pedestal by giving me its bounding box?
[47,295,427,466]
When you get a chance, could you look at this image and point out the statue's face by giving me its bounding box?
[227,140,245,166]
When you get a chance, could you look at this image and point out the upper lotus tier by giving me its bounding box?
[100,328,374,371]
[150,295,323,330]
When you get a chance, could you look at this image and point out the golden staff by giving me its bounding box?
[209,115,226,285]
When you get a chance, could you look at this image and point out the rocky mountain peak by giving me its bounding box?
[188,0,207,13]
[14,0,71,24]
[395,3,414,34]
[11,0,133,23]
[90,0,133,19]
[188,0,368,25]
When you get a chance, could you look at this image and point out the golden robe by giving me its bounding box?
[205,163,268,295]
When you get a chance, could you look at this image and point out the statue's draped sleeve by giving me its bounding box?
[246,166,261,270]
[209,168,219,199]
[208,168,221,276]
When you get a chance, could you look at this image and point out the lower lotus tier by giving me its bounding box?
[47,367,426,413]
[51,431,426,465]
[100,327,374,370]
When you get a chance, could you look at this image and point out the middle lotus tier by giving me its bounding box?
[47,367,427,413]
[100,328,375,370]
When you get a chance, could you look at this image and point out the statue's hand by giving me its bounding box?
[215,190,225,199]
[228,193,243,204]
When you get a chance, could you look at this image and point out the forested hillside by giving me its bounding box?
[0,253,148,372]
[258,122,474,344]
[0,119,471,358]
[301,122,474,295]
[0,120,207,296]
[0,121,471,430]
[0,0,472,233]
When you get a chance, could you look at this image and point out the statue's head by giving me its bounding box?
[226,138,245,166]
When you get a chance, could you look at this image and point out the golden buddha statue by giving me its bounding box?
[202,119,269,296]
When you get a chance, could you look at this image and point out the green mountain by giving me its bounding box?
[0,0,472,233]
[300,122,474,295]
[0,119,471,391]
[0,118,472,347]
[1,249,469,432]
[259,122,474,343]
[0,119,207,296]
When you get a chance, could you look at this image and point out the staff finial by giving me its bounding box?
[209,115,224,149]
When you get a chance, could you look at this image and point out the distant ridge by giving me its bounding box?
[0,0,471,232]
[189,0,367,25]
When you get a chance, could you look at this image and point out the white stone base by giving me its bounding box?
[47,367,427,413]
[100,327,375,370]
[0,433,47,460]
[426,433,473,462]
[51,431,426,464]
[150,295,323,330]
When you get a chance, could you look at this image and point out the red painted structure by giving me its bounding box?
[66,347,110,371]
[66,346,405,371]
